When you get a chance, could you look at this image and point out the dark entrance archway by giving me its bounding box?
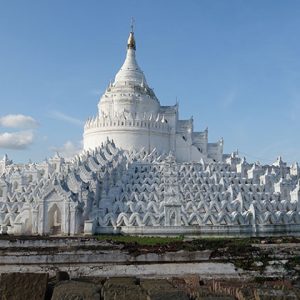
[48,204,62,235]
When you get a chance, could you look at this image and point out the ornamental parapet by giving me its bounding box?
[84,116,170,133]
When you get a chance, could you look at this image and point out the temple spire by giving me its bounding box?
[127,18,136,50]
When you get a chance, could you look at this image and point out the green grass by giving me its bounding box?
[96,235,184,246]
[95,235,297,249]
[95,235,259,248]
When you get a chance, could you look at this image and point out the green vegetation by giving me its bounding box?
[289,256,300,265]
[95,235,256,249]
[94,235,300,270]
[96,235,184,246]
[285,255,300,275]
[95,235,298,250]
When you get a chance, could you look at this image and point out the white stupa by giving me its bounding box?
[83,30,223,162]
[0,29,299,237]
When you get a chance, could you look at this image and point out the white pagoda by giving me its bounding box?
[0,30,299,236]
[83,31,223,162]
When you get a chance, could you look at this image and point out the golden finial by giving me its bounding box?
[127,18,136,50]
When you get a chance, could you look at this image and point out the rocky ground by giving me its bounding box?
[0,272,299,299]
[0,236,299,299]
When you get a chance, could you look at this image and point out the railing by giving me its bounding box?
[84,117,170,132]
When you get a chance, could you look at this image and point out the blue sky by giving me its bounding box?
[0,0,299,164]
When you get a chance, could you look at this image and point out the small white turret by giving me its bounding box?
[0,154,12,176]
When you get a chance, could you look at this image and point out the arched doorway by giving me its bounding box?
[48,204,62,235]
[13,181,18,190]
[169,210,176,226]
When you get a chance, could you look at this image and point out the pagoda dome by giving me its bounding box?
[98,31,160,118]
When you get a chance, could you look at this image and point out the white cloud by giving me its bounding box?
[0,114,39,129]
[51,140,82,160]
[50,110,83,126]
[0,131,34,149]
